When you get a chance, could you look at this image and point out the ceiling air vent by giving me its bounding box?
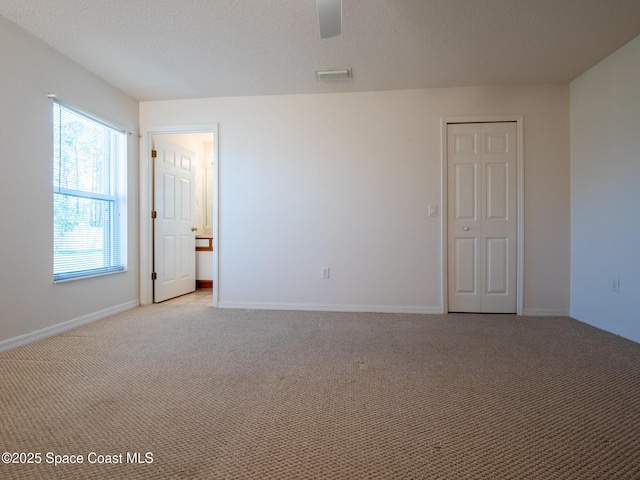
[316,68,352,81]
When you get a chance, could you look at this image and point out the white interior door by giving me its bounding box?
[447,122,517,313]
[153,138,196,302]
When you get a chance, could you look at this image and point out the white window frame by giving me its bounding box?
[52,100,128,282]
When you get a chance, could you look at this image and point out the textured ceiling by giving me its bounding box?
[2,0,640,101]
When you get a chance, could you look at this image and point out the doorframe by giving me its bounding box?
[139,124,219,307]
[440,115,524,315]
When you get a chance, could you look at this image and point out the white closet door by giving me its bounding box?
[448,122,517,313]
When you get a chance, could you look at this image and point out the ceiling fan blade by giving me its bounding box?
[316,0,341,38]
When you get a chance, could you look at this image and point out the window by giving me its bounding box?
[53,101,127,282]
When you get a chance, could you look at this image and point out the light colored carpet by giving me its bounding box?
[1,305,639,479]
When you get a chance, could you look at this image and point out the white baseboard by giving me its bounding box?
[521,308,570,317]
[219,302,574,317]
[0,300,140,353]
[218,301,442,315]
[570,308,640,344]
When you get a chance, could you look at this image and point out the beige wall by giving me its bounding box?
[0,16,139,347]
[570,35,640,342]
[141,84,570,314]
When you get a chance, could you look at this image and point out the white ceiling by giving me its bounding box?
[2,0,640,101]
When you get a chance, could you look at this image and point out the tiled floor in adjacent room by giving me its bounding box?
[161,289,213,306]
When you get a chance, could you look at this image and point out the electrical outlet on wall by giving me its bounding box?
[321,267,330,279]
[610,277,620,292]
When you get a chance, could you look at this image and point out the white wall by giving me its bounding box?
[570,36,640,342]
[141,84,570,314]
[0,16,139,347]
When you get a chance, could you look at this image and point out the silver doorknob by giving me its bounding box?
[463,226,469,231]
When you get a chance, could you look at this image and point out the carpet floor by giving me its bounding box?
[1,305,639,479]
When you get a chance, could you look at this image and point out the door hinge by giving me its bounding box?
[151,149,157,158]
[151,272,157,280]
[151,210,157,219]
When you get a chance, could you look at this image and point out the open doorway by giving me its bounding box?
[139,126,219,307]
